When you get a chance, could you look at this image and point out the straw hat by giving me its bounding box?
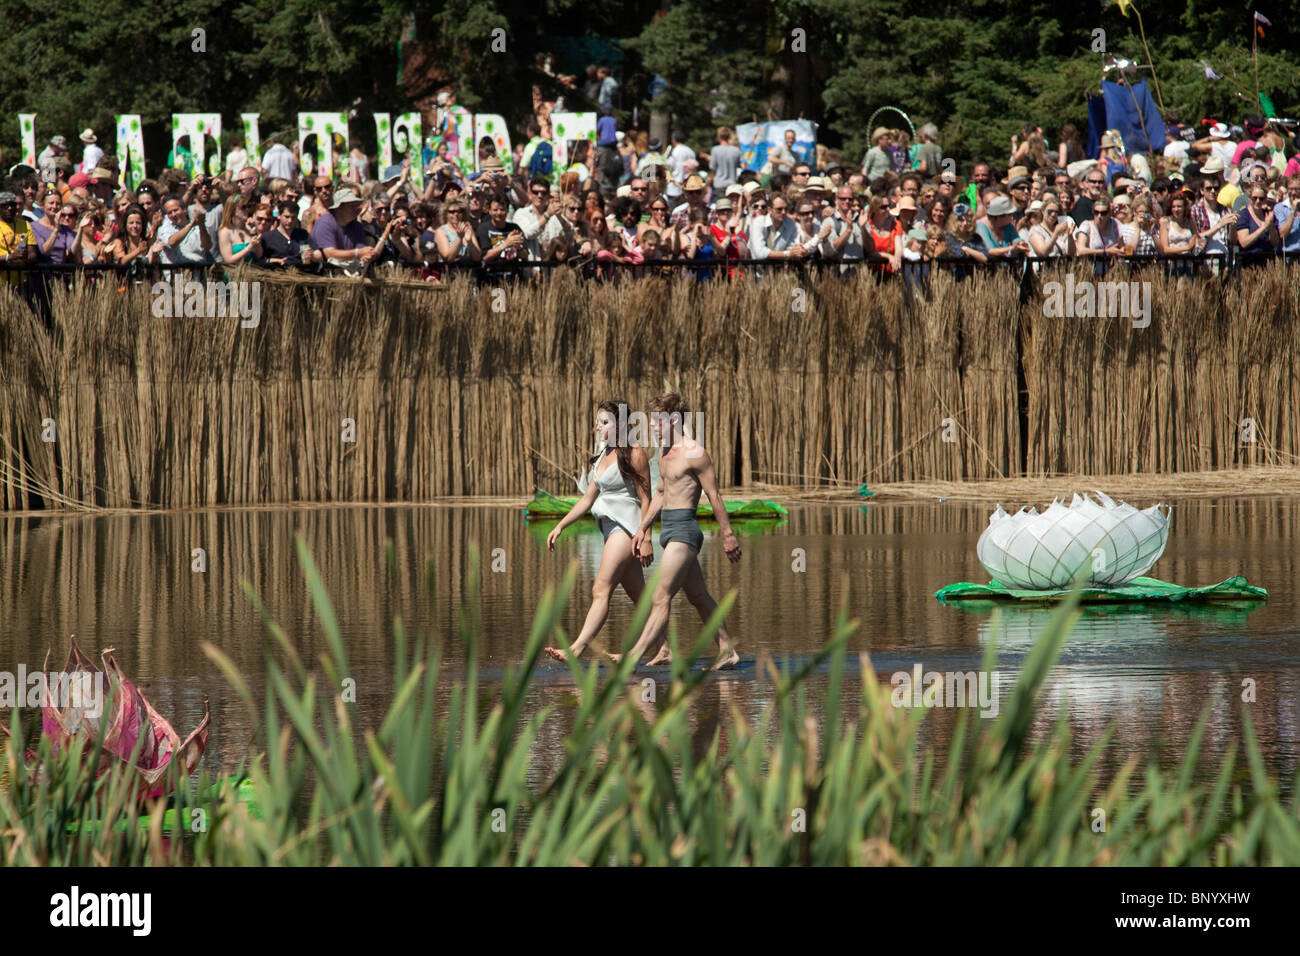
[871,127,891,145]
[1002,165,1029,184]
[1099,132,1122,150]
[1067,158,1098,179]
[986,196,1016,217]
[725,184,744,197]
[742,181,763,196]
[329,188,363,210]
[890,195,918,217]
[1200,155,1225,175]
[683,173,706,191]
[79,129,97,144]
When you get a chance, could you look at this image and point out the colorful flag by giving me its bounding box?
[1255,11,1270,37]
[1114,0,1133,17]
[1205,66,1222,79]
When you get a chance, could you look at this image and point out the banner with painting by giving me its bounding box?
[736,120,818,173]
[15,109,591,186]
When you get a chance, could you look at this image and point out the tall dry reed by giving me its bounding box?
[1,263,1296,509]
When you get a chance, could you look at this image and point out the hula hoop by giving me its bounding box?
[867,106,917,141]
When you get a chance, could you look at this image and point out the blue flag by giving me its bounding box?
[1100,80,1166,154]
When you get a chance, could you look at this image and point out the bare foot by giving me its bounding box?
[544,646,574,662]
[709,647,740,671]
[645,648,672,666]
[605,652,623,665]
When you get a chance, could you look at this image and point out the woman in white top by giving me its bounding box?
[545,399,653,662]
[1159,194,1197,254]
[1027,200,1076,258]
[1113,195,1138,249]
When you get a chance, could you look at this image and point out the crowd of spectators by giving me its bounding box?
[2,110,1298,294]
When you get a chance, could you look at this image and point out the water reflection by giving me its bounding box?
[0,498,1296,787]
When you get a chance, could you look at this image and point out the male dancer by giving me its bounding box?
[618,393,741,670]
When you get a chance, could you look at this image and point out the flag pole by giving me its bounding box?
[1252,14,1262,112]
[1131,6,1166,114]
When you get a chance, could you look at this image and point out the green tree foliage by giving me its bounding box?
[1,0,1295,174]
[623,0,776,138]
[631,0,1300,168]
[0,0,409,166]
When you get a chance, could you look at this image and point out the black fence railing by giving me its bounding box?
[0,246,1296,285]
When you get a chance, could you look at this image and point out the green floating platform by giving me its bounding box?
[524,489,788,521]
[67,777,260,834]
[935,575,1268,605]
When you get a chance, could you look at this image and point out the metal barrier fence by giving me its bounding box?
[0,247,1295,286]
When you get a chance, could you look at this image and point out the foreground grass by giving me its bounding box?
[2,539,1298,865]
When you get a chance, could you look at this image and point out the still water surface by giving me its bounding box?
[2,498,1297,787]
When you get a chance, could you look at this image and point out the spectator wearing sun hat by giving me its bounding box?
[310,187,376,272]
[670,173,709,230]
[88,167,115,203]
[976,195,1028,258]
[1192,123,1237,171]
[380,163,412,203]
[36,135,68,182]
[1005,170,1032,222]
[65,172,93,204]
[1096,132,1129,186]
[78,130,103,175]
[708,196,747,275]
[861,128,893,181]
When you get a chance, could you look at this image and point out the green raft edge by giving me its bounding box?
[66,776,261,834]
[934,574,1268,605]
[524,488,788,520]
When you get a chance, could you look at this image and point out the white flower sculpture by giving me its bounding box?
[976,492,1171,590]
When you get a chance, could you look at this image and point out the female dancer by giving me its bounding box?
[544,400,654,662]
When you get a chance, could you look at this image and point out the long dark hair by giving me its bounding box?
[114,204,148,245]
[589,399,650,497]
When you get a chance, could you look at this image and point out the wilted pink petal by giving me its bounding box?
[29,640,210,803]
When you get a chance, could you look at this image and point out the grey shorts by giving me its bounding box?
[659,508,703,551]
[598,517,632,541]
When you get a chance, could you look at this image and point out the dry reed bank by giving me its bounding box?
[1,264,1297,510]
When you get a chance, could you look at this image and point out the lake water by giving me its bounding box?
[2,497,1297,787]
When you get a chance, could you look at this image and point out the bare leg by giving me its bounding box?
[642,553,679,666]
[545,531,636,661]
[610,542,695,666]
[617,553,646,605]
[680,558,739,670]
